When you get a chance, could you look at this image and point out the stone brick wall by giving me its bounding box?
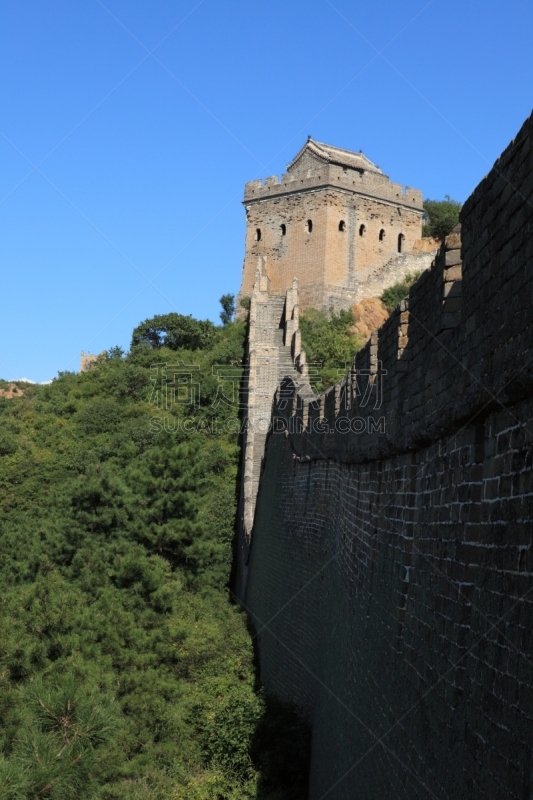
[352,195,422,275]
[355,249,435,304]
[244,113,533,798]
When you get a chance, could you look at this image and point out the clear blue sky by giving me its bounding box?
[1,0,532,382]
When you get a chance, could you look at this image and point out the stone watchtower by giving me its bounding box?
[236,138,429,315]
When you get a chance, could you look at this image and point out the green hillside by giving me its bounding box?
[0,316,309,799]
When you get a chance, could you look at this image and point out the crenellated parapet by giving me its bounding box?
[244,162,424,211]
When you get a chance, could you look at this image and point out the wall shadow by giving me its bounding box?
[250,692,311,799]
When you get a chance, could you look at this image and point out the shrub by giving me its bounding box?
[300,308,361,393]
[422,195,462,240]
[380,272,421,313]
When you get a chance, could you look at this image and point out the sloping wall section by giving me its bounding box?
[236,267,310,597]
[244,113,533,799]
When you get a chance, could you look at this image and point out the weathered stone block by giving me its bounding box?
[445,249,462,266]
[444,265,462,281]
[445,231,462,250]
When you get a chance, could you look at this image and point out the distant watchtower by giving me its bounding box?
[237,138,426,314]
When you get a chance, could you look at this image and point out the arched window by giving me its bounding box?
[307,219,313,233]
[256,228,262,241]
[338,220,346,232]
[398,233,405,253]
[379,229,385,241]
[280,223,286,236]
[359,224,366,237]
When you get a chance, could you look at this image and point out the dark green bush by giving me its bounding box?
[380,272,421,313]
[300,307,361,393]
[422,195,462,240]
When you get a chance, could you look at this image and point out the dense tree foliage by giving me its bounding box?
[0,319,310,799]
[299,308,361,393]
[131,313,216,351]
[422,195,462,240]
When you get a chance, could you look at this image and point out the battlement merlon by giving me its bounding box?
[243,166,424,211]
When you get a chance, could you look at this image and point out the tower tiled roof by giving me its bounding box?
[287,138,383,174]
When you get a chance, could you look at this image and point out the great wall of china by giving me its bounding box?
[237,112,533,798]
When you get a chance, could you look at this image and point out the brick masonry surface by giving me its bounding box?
[244,112,533,798]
